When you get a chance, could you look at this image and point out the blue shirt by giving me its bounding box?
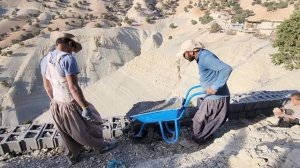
[197,49,232,99]
[40,49,80,77]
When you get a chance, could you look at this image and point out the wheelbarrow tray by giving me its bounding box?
[131,109,180,124]
[129,85,205,143]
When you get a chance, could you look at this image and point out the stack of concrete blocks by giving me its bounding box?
[0,118,134,155]
[228,90,295,120]
[37,123,57,149]
[102,116,129,140]
[1,124,30,153]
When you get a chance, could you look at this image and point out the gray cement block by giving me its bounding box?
[253,101,265,110]
[2,132,24,153]
[22,130,42,150]
[112,128,123,138]
[244,101,256,111]
[263,108,274,116]
[0,127,12,135]
[0,134,9,155]
[238,111,247,119]
[246,110,256,118]
[12,124,30,133]
[28,124,45,131]
[38,130,56,149]
[37,124,56,149]
[44,123,55,130]
[102,123,112,140]
[228,111,239,120]
[229,103,245,113]
[21,124,46,150]
[54,131,63,147]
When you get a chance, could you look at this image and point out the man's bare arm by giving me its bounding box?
[42,76,53,99]
[66,74,88,108]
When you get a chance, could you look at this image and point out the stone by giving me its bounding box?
[31,150,40,157]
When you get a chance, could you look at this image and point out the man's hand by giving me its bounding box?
[82,106,93,120]
[273,107,284,117]
[206,87,217,95]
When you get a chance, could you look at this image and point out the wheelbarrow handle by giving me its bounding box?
[183,92,206,108]
[182,85,202,106]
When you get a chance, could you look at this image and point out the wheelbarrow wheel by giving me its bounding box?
[126,121,154,144]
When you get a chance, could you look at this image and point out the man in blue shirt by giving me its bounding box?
[177,39,232,143]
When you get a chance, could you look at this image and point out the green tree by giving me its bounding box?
[184,7,188,12]
[169,23,177,29]
[95,23,102,28]
[73,3,78,8]
[199,11,213,24]
[191,20,198,25]
[295,1,300,10]
[135,3,141,11]
[210,23,221,33]
[271,11,300,70]
[145,16,151,23]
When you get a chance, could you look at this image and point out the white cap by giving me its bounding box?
[176,39,204,58]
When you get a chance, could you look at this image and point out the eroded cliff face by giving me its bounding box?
[0,27,148,126]
[1,16,300,125]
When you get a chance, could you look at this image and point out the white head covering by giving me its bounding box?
[176,39,205,58]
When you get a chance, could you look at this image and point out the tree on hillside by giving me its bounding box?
[134,3,142,11]
[295,0,300,10]
[271,11,300,70]
[210,23,221,33]
[199,11,213,24]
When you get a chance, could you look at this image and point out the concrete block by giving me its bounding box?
[12,124,30,133]
[54,131,63,147]
[0,127,13,135]
[124,117,130,127]
[43,123,55,130]
[254,109,262,116]
[245,110,256,118]
[28,124,45,131]
[244,101,256,111]
[102,123,112,140]
[112,128,123,138]
[269,99,282,108]
[22,124,45,151]
[228,112,239,120]
[238,111,247,119]
[22,131,41,150]
[0,134,9,155]
[263,108,274,116]
[2,132,24,153]
[38,130,56,149]
[253,101,265,110]
[38,124,56,149]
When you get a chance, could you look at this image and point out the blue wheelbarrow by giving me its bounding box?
[129,85,205,143]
